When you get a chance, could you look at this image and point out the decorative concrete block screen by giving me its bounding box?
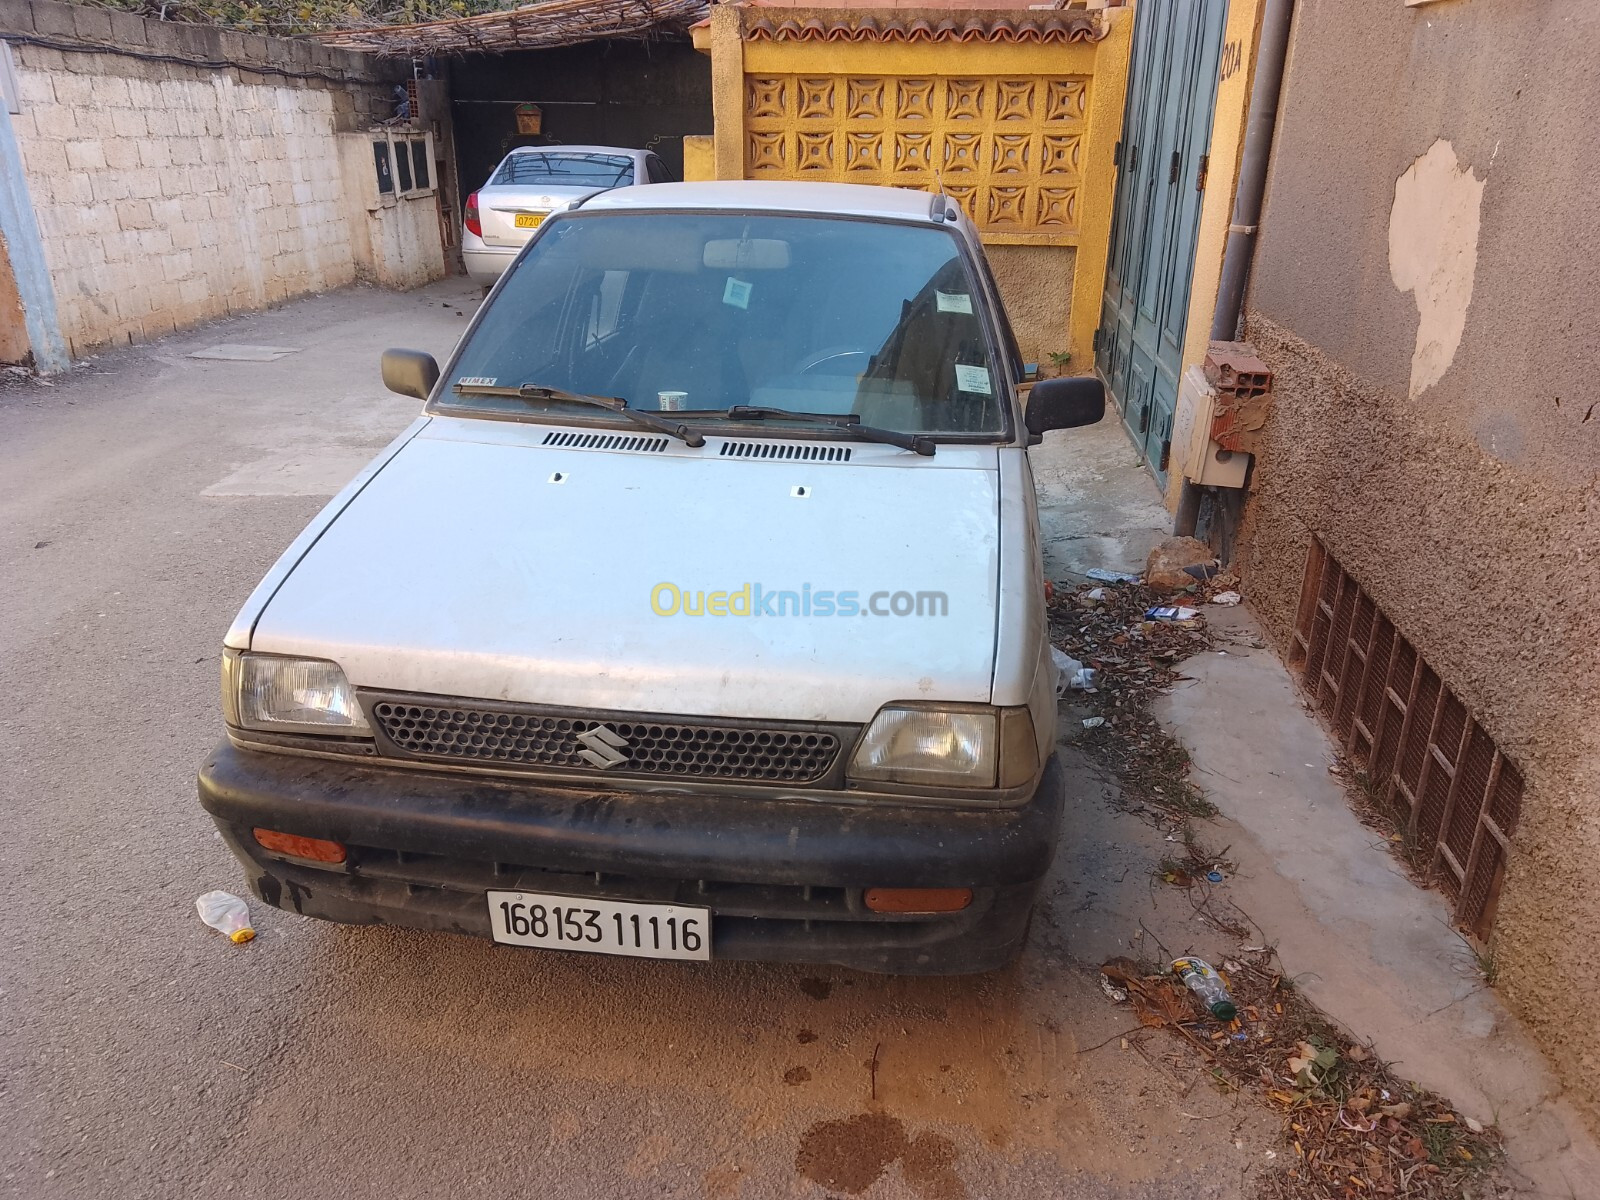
[1292,539,1523,940]
[743,74,1088,236]
[701,6,1134,360]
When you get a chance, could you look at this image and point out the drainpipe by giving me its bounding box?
[1174,0,1294,538]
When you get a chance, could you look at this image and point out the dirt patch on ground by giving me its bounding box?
[795,1111,965,1199]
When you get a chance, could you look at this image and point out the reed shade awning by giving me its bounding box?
[311,0,710,57]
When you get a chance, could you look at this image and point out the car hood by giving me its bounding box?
[249,419,1002,723]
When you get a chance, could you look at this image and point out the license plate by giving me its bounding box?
[487,890,711,961]
[513,213,545,229]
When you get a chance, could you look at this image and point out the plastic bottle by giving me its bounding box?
[1172,956,1237,1020]
[196,891,255,944]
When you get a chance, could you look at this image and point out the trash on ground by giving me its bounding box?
[1085,586,1108,601]
[1145,536,1217,590]
[196,890,256,944]
[1082,716,1106,729]
[1172,955,1238,1020]
[1099,974,1129,1004]
[1051,646,1100,694]
[1100,957,1193,1028]
[1206,869,1225,883]
[1144,605,1201,623]
[1085,567,1141,584]
[1208,590,1242,606]
[1048,576,1214,819]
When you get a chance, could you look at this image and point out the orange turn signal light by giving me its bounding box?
[863,887,973,914]
[253,828,347,864]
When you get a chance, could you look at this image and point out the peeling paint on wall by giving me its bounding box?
[1388,139,1484,398]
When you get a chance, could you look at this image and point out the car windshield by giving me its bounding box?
[490,153,634,189]
[441,212,1004,437]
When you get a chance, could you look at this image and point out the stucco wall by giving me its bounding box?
[1241,0,1600,1128]
[0,0,441,358]
[987,244,1073,365]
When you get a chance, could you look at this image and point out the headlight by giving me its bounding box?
[223,652,371,736]
[849,705,1039,790]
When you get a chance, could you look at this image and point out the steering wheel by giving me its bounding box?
[793,347,871,376]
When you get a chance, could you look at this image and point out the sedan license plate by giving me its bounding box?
[487,891,711,961]
[513,213,545,229]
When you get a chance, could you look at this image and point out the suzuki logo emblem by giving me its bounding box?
[575,724,630,769]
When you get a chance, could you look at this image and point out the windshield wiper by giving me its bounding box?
[452,382,706,447]
[723,406,935,456]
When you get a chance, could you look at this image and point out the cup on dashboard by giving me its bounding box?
[657,391,688,412]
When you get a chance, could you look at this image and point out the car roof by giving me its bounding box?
[581,180,949,224]
[505,145,643,159]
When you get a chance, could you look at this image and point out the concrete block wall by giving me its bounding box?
[0,0,439,357]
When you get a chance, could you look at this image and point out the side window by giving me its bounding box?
[646,156,671,185]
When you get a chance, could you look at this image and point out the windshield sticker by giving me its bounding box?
[936,292,974,315]
[457,376,497,387]
[954,363,992,395]
[722,277,753,310]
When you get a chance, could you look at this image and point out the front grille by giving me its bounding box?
[369,699,842,783]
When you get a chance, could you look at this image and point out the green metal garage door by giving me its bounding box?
[1095,0,1228,486]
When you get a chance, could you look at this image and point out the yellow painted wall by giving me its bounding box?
[682,135,714,182]
[699,6,1132,363]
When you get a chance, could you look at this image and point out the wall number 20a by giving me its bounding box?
[1219,39,1244,83]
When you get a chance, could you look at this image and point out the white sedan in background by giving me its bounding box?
[462,146,673,286]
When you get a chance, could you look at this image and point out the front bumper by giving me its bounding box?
[197,742,1065,974]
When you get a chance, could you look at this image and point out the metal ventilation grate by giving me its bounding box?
[541,431,669,453]
[1290,540,1522,940]
[720,441,852,462]
[370,698,842,784]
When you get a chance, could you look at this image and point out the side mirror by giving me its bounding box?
[1024,375,1105,435]
[381,348,440,400]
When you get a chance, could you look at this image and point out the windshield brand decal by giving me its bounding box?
[954,364,991,395]
[722,277,753,310]
[650,583,949,619]
[936,292,973,315]
[457,376,497,387]
[575,724,630,769]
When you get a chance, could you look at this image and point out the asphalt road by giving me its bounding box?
[1,281,1264,1200]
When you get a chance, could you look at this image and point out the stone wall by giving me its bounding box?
[0,0,445,358]
[1240,0,1600,1130]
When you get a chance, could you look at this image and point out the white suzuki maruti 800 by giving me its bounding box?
[199,181,1104,974]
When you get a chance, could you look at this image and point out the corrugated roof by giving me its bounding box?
[311,0,708,57]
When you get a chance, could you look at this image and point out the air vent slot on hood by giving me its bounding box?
[541,431,670,453]
[719,441,852,462]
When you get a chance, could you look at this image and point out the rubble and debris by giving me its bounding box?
[1048,577,1214,819]
[1097,950,1503,1200]
[1145,536,1218,590]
